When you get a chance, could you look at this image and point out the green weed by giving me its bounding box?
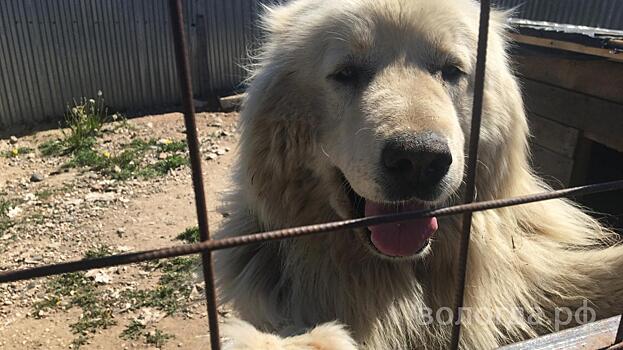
[32,272,116,348]
[120,320,146,340]
[39,140,65,156]
[0,197,13,235]
[157,139,187,153]
[35,189,55,200]
[176,226,200,243]
[64,148,106,169]
[33,255,196,347]
[145,329,173,347]
[62,95,108,153]
[3,146,33,158]
[150,154,188,175]
[84,246,113,259]
[122,257,197,315]
[0,198,11,218]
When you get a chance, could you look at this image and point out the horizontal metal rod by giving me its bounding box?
[1,179,622,284]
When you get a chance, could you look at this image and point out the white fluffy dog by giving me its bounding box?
[214,0,623,348]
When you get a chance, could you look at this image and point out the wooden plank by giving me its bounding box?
[530,143,574,187]
[498,315,621,350]
[528,113,580,158]
[569,137,593,187]
[514,53,623,105]
[219,93,244,112]
[510,33,623,63]
[521,79,623,153]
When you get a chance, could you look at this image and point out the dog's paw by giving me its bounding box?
[221,319,285,350]
[222,318,357,350]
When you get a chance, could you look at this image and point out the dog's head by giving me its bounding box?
[240,0,527,259]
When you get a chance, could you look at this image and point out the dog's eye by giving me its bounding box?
[440,64,464,82]
[331,66,358,84]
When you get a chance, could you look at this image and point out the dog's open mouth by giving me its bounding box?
[343,176,438,257]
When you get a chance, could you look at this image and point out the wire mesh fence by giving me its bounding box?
[1,0,622,349]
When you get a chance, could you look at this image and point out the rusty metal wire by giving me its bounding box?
[2,180,622,286]
[167,1,220,348]
[451,0,491,348]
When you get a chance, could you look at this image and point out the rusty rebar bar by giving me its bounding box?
[168,1,220,348]
[450,1,491,348]
[2,180,622,285]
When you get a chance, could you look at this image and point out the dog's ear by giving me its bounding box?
[240,3,324,128]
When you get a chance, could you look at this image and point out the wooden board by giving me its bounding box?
[498,315,621,350]
[509,33,623,63]
[219,93,244,112]
[521,79,623,153]
[530,143,574,187]
[528,113,580,158]
[514,53,623,105]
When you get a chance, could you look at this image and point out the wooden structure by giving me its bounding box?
[511,32,623,188]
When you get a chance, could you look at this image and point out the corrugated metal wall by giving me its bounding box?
[493,0,623,30]
[1,0,622,128]
[0,0,263,128]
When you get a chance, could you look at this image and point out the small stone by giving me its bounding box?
[116,227,126,236]
[64,198,84,206]
[85,192,116,202]
[6,206,22,219]
[206,153,217,160]
[113,165,122,173]
[116,245,133,252]
[146,122,154,128]
[9,136,18,144]
[30,173,44,182]
[158,152,168,160]
[85,270,112,284]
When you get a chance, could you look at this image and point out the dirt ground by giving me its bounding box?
[0,112,239,349]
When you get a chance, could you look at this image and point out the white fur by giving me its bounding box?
[215,0,623,348]
[222,319,358,350]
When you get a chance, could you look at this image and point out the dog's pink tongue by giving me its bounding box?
[365,201,438,257]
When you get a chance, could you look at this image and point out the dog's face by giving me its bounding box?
[247,0,510,259]
[319,7,473,201]
[312,2,478,258]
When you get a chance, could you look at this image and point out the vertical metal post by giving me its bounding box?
[168,1,221,349]
[450,1,491,349]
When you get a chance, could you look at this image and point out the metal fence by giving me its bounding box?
[1,0,623,349]
[2,0,622,130]
[0,0,262,128]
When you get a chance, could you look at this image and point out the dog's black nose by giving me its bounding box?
[381,132,452,200]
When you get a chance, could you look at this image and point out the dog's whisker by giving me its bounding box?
[320,144,332,159]
[355,127,372,136]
